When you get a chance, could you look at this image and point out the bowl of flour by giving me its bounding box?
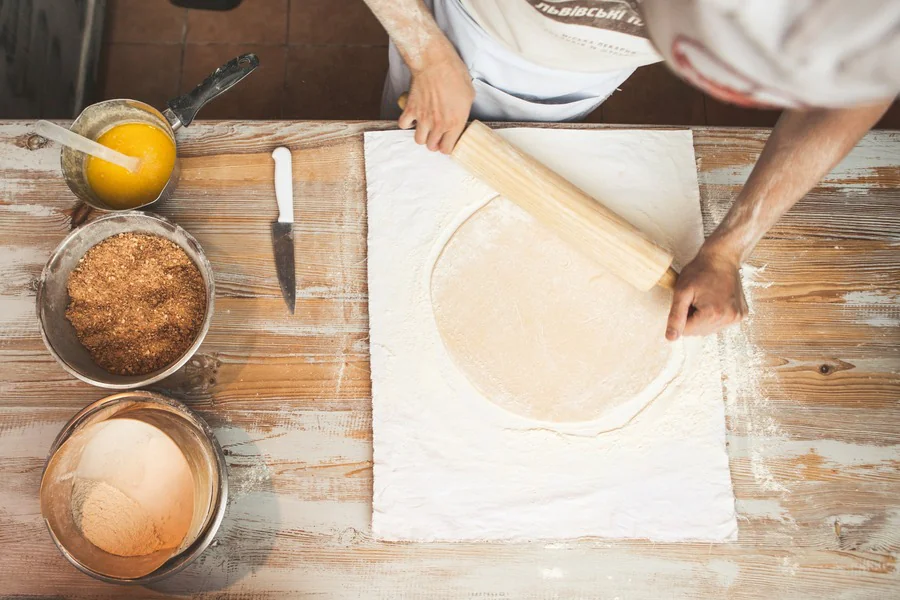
[39,390,227,583]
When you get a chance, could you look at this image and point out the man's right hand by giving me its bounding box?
[665,245,748,340]
[398,41,474,155]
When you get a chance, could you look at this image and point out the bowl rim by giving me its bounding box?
[41,390,229,585]
[36,211,215,389]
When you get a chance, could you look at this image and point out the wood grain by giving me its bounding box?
[0,121,898,598]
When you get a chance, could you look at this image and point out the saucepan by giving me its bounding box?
[60,53,259,211]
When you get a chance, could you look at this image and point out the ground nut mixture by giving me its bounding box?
[66,233,206,375]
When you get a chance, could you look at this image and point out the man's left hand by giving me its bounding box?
[665,248,748,340]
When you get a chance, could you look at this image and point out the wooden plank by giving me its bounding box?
[0,408,897,597]
[0,121,898,598]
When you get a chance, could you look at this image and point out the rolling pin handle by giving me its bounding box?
[656,266,679,291]
[398,93,409,111]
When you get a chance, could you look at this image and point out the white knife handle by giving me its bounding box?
[272,147,293,224]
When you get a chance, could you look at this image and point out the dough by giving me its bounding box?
[431,196,679,424]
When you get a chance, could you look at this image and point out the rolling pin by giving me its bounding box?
[398,94,679,291]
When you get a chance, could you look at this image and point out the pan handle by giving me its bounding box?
[164,53,259,131]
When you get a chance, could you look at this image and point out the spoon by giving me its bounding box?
[36,120,141,173]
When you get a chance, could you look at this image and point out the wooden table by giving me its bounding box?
[0,121,898,598]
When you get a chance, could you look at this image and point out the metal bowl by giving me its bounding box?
[40,391,228,584]
[36,211,215,388]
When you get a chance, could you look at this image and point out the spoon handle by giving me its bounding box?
[36,120,140,173]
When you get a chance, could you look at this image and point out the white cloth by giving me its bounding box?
[365,128,738,542]
[643,0,900,108]
[460,0,661,73]
[382,0,638,122]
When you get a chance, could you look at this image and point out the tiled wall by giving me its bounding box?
[99,0,388,120]
[98,0,899,127]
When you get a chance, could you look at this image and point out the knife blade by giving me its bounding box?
[271,147,295,314]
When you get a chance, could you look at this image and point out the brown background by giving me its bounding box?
[98,0,900,127]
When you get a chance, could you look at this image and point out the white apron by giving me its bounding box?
[381,0,635,122]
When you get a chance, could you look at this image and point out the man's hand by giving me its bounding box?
[663,100,891,341]
[665,247,748,340]
[362,0,474,154]
[398,42,474,154]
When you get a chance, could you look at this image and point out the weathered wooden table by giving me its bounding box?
[0,121,897,598]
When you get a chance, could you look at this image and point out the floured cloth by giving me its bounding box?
[365,127,737,542]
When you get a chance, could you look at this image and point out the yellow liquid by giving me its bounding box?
[85,123,176,209]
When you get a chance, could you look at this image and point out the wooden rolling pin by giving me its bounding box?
[397,94,679,291]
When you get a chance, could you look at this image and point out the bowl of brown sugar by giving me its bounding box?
[37,212,214,388]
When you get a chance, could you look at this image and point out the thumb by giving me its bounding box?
[666,286,694,341]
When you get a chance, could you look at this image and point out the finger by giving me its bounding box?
[426,127,444,152]
[722,305,743,326]
[719,302,748,328]
[438,124,466,154]
[666,287,694,341]
[398,107,417,130]
[683,320,712,337]
[682,304,724,337]
[414,121,431,146]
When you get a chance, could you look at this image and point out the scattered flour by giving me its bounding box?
[722,264,791,496]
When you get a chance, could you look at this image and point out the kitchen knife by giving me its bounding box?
[271,147,296,313]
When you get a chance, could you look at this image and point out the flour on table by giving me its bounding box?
[365,128,737,541]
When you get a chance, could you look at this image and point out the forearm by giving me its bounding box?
[704,101,892,263]
[362,0,456,72]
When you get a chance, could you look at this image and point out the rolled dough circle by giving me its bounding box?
[431,196,681,426]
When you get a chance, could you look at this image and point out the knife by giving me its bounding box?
[271,147,296,314]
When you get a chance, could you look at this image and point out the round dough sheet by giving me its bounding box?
[431,196,678,424]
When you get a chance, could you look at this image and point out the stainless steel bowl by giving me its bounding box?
[36,211,215,388]
[40,391,228,584]
[62,99,181,212]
